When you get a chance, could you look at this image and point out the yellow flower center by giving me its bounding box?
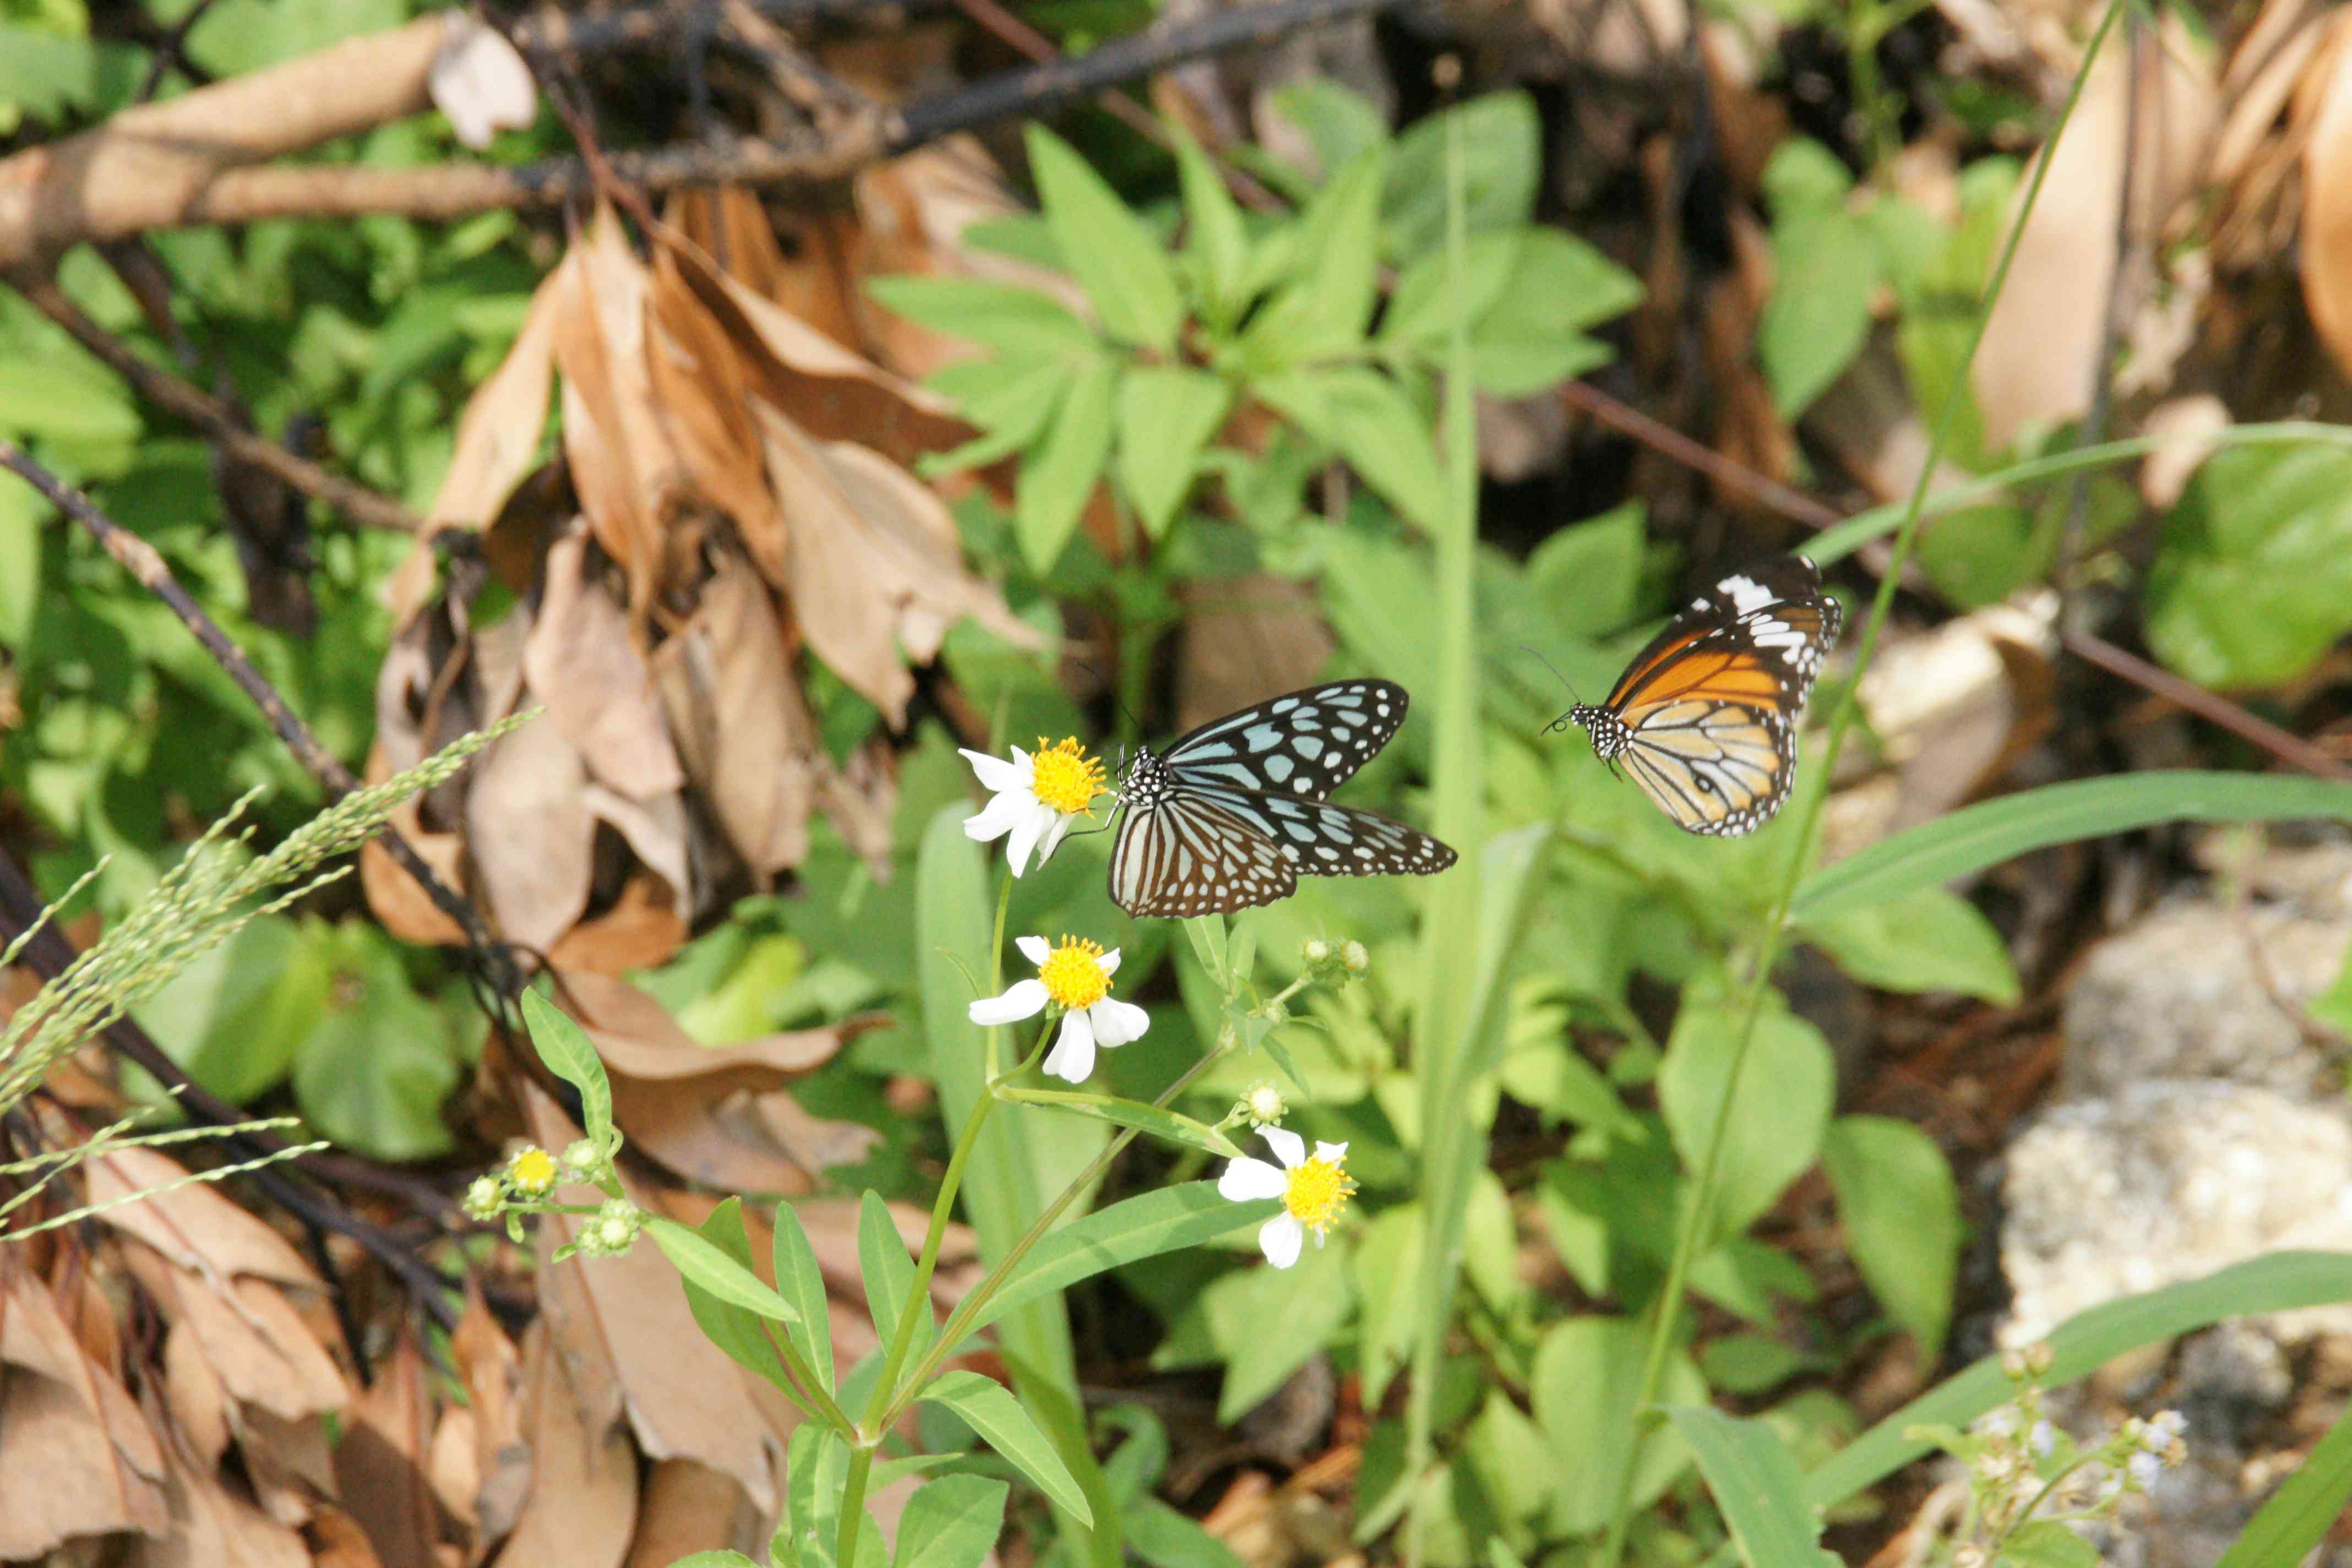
[1283,1152,1355,1234]
[510,1146,557,1194]
[1029,737,1106,816]
[1038,936,1113,1010]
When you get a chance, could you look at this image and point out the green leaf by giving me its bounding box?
[1200,1235,1355,1421]
[919,1369,1093,1525]
[1171,127,1251,325]
[1128,1499,1248,1568]
[1385,92,1542,258]
[891,1475,1010,1568]
[2147,443,2352,688]
[1532,1314,1707,1533]
[646,1216,799,1323]
[2213,1392,2352,1568]
[520,989,613,1152]
[1998,1521,2102,1568]
[773,1201,836,1392]
[1699,1335,1822,1396]
[866,276,1097,357]
[858,1189,933,1369]
[1025,125,1183,354]
[1525,501,1647,639]
[1268,79,1390,180]
[967,1181,1274,1338]
[0,358,139,445]
[1820,1117,1961,1359]
[996,1088,1242,1159]
[1015,352,1115,573]
[667,1555,759,1568]
[0,25,143,125]
[678,1200,802,1401]
[1466,230,1642,396]
[136,913,329,1104]
[1114,366,1232,538]
[1239,148,1387,371]
[1667,1407,1838,1568]
[1793,772,2352,922]
[1379,231,1524,348]
[1257,366,1447,531]
[1807,1251,2352,1506]
[292,930,460,1161]
[1760,138,1854,219]
[1658,982,1834,1242]
[1758,211,1877,415]
[1796,885,2020,1002]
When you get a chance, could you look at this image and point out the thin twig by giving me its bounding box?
[6,272,423,534]
[0,444,520,996]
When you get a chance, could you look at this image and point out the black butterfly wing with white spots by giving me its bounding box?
[1109,775,1298,917]
[1178,786,1458,880]
[1159,679,1408,799]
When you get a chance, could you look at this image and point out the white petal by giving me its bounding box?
[1259,1213,1305,1269]
[1043,1010,1097,1083]
[968,979,1048,1026]
[962,790,1031,843]
[1098,948,1123,977]
[1015,935,1052,966]
[1005,801,1054,875]
[1314,1228,1328,1249]
[1036,812,1076,865]
[1219,1157,1288,1202]
[959,748,1028,795]
[1313,1141,1349,1164]
[1086,998,1150,1049]
[1260,1126,1307,1170]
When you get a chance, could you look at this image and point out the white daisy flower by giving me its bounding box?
[967,935,1150,1084]
[1217,1128,1355,1269]
[959,737,1106,875]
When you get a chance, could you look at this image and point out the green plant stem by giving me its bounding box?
[1593,7,2125,1564]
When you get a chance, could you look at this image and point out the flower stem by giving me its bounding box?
[836,1447,874,1567]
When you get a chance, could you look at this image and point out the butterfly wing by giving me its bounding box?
[1161,679,1408,800]
[1109,791,1298,917]
[1177,785,1459,879]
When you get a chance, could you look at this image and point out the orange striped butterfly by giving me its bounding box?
[1547,557,1843,835]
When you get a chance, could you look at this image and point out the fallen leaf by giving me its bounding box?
[645,244,793,586]
[465,698,595,955]
[162,1321,232,1471]
[131,1408,311,1568]
[0,1259,170,1556]
[544,868,689,977]
[308,1504,391,1568]
[427,259,559,535]
[1175,573,1335,733]
[333,1329,444,1568]
[488,1317,636,1568]
[85,1146,319,1288]
[2139,393,2232,507]
[429,14,538,150]
[525,532,687,801]
[450,1283,529,1544]
[2300,18,2352,379]
[620,1460,760,1567]
[237,1402,337,1527]
[120,1246,346,1425]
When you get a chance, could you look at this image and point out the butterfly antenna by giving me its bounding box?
[1074,656,1148,743]
[1520,645,1584,735]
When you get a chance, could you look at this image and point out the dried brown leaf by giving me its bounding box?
[465,694,595,954]
[525,532,687,801]
[86,1146,319,1288]
[620,1460,761,1567]
[488,1317,635,1568]
[428,271,559,534]
[645,244,792,584]
[0,1260,170,1556]
[309,1503,392,1568]
[238,1402,336,1526]
[2300,19,2352,378]
[451,1283,529,1545]
[1175,574,1335,734]
[162,1321,232,1471]
[333,1329,444,1568]
[122,1246,346,1424]
[132,1414,312,1568]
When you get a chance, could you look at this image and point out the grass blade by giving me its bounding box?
[1668,1407,1837,1568]
[2213,1392,2352,1568]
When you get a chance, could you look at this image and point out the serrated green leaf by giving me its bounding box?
[1026,125,1182,354]
[1015,353,1115,573]
[919,1370,1093,1525]
[1114,366,1231,538]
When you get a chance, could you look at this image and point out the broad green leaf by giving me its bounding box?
[1807,1251,2352,1506]
[1385,91,1542,257]
[646,1217,798,1324]
[891,1475,1009,1568]
[1760,137,1854,218]
[1658,983,1833,1242]
[2213,1393,2352,1568]
[1794,772,2352,922]
[1025,125,1183,354]
[1525,501,1646,639]
[1257,366,1446,530]
[1917,501,2048,609]
[1379,231,1524,347]
[1128,1499,1248,1568]
[1268,79,1390,180]
[866,276,1097,357]
[1820,1115,1962,1359]
[2147,443,2352,688]
[1796,885,2021,1002]
[520,989,612,1152]
[997,1088,1241,1158]
[1466,230,1642,396]
[0,25,143,124]
[292,931,460,1161]
[1352,1207,1422,1412]
[679,1200,801,1400]
[773,1201,836,1391]
[0,358,140,444]
[1700,1334,1823,1396]
[1999,1521,2101,1568]
[1532,1314,1707,1533]
[1758,211,1877,415]
[1171,127,1251,325]
[1668,1407,1838,1568]
[1196,1235,1355,1421]
[858,1189,933,1370]
[1461,1391,1552,1528]
[1239,148,1387,371]
[919,1370,1093,1525]
[1114,366,1232,538]
[0,476,40,649]
[1015,352,1115,573]
[135,913,330,1104]
[967,1182,1274,1337]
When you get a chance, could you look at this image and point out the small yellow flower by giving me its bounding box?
[959,737,1107,874]
[1039,936,1114,1010]
[1219,1129,1356,1268]
[970,935,1151,1082]
[508,1146,557,1197]
[1027,737,1107,815]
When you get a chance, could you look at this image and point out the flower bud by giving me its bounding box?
[1340,940,1369,975]
[461,1175,504,1221]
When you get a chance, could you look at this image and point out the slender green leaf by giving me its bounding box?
[1533,1315,1707,1533]
[1239,148,1387,371]
[1667,1407,1837,1568]
[1026,125,1183,353]
[676,1200,802,1402]
[1806,1251,2352,1506]
[774,1201,836,1392]
[1172,127,1251,325]
[865,276,1096,356]
[1114,366,1232,538]
[858,1189,933,1370]
[1015,352,1116,574]
[968,1182,1275,1338]
[1794,773,2352,922]
[1796,885,2021,1003]
[892,1475,1010,1568]
[1658,987,1833,1242]
[997,1088,1241,1158]
[1257,366,1447,530]
[1821,1115,1961,1359]
[645,1217,797,1323]
[2213,1393,2352,1568]
[520,990,612,1151]
[919,1369,1093,1525]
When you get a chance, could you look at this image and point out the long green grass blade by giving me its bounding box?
[1668,1408,1837,1568]
[2212,1391,2352,1568]
[1793,773,2352,922]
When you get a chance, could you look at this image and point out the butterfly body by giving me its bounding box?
[1110,679,1457,917]
[1553,557,1842,836]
